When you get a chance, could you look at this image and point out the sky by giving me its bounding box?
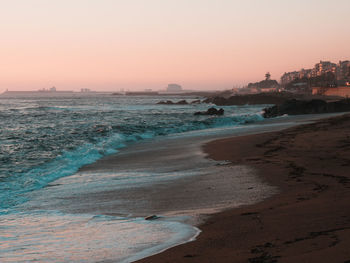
[0,0,349,92]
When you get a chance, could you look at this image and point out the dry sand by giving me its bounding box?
[137,114,350,263]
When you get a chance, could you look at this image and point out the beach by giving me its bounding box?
[2,1,349,262]
[2,94,350,262]
[137,113,350,263]
[2,95,312,262]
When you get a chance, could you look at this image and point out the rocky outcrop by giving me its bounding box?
[157,100,188,105]
[194,107,224,116]
[248,79,280,90]
[203,93,294,106]
[145,215,160,220]
[176,100,188,105]
[263,99,350,118]
[157,100,173,105]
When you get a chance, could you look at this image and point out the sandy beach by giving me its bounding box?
[2,1,349,261]
[137,113,350,263]
[17,113,350,262]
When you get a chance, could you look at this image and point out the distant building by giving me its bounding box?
[314,61,337,76]
[337,60,350,85]
[281,61,338,86]
[38,86,57,92]
[166,84,182,92]
[1,89,74,97]
[36,86,69,93]
[232,87,259,94]
[281,71,300,86]
[81,88,92,92]
[299,68,312,79]
[280,59,350,94]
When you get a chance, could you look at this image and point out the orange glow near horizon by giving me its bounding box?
[0,0,349,92]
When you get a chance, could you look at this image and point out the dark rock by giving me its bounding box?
[145,215,159,220]
[207,107,224,115]
[202,98,212,104]
[263,99,350,118]
[157,100,174,105]
[191,99,201,104]
[176,100,188,105]
[194,107,224,116]
[203,93,294,106]
[156,100,188,105]
[327,99,350,112]
[248,252,280,263]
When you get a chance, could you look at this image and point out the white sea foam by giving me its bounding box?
[0,211,199,263]
[0,96,267,212]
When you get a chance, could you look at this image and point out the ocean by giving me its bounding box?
[0,94,267,262]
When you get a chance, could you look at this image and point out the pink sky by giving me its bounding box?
[0,0,349,92]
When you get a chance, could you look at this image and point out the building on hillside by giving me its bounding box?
[232,87,259,94]
[336,60,350,85]
[314,61,337,76]
[299,68,312,79]
[280,59,350,94]
[247,73,280,93]
[281,71,300,85]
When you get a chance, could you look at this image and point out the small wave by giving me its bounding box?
[0,133,126,212]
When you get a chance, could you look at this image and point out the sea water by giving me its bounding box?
[0,94,266,262]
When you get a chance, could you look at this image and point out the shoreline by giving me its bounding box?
[17,112,349,262]
[136,113,350,263]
